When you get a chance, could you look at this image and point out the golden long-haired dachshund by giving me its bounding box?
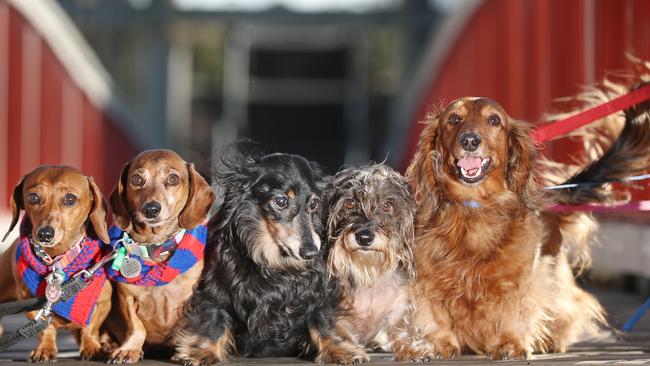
[405,97,616,359]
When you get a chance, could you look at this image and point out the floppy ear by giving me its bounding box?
[109,161,132,231]
[397,177,416,280]
[405,116,441,208]
[87,177,110,243]
[506,119,539,206]
[3,176,25,242]
[179,163,215,230]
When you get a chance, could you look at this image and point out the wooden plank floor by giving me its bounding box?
[1,289,648,365]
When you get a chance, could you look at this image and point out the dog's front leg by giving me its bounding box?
[109,295,145,363]
[172,298,236,366]
[25,310,58,362]
[410,298,460,360]
[390,314,436,362]
[79,291,112,361]
[311,323,369,365]
[173,325,235,366]
[485,328,531,360]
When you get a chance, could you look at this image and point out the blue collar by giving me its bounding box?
[463,200,480,208]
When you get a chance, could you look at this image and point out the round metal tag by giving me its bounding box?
[45,282,62,302]
[120,257,142,279]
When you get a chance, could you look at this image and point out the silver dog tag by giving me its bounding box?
[45,273,62,302]
[45,282,61,302]
[120,257,142,279]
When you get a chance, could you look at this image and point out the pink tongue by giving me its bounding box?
[458,156,482,170]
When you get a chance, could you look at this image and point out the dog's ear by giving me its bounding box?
[87,177,110,244]
[309,160,331,195]
[3,176,25,242]
[179,163,215,230]
[395,173,417,280]
[405,116,441,208]
[506,118,539,207]
[109,161,132,232]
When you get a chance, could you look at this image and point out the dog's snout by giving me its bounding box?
[299,242,319,260]
[142,201,162,219]
[355,229,375,247]
[37,226,55,243]
[459,132,481,152]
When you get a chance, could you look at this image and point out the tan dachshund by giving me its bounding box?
[105,149,215,363]
[0,165,112,362]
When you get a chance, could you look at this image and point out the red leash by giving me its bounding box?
[530,83,650,143]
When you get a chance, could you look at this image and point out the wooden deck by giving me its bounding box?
[0,289,648,365]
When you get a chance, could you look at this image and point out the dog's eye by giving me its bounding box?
[63,194,77,207]
[448,113,461,125]
[131,174,144,187]
[381,201,393,212]
[488,114,501,126]
[309,197,320,212]
[344,199,356,209]
[273,196,289,209]
[27,193,40,205]
[167,174,180,186]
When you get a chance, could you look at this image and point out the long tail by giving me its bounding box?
[555,81,650,204]
[540,70,650,270]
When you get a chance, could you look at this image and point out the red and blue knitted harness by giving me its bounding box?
[15,232,108,326]
[105,223,207,286]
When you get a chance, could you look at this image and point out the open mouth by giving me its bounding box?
[456,155,491,184]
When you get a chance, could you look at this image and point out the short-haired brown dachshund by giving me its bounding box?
[0,165,112,362]
[105,149,215,363]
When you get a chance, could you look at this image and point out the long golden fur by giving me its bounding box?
[405,97,606,360]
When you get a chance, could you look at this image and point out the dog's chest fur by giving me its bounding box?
[417,202,543,304]
[117,260,203,345]
[220,243,337,357]
[415,200,546,351]
[344,272,411,345]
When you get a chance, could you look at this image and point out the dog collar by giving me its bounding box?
[106,224,207,286]
[31,235,85,269]
[118,229,186,262]
[463,200,481,208]
[17,233,108,326]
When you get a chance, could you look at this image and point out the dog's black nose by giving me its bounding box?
[142,201,161,219]
[299,242,319,260]
[355,229,374,247]
[459,132,481,151]
[37,226,55,243]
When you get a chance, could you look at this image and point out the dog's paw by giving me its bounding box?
[28,346,58,363]
[108,348,144,364]
[80,342,105,361]
[171,350,226,365]
[486,342,529,360]
[100,333,119,354]
[317,345,369,364]
[393,341,435,363]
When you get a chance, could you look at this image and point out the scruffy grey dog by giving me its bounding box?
[325,164,429,361]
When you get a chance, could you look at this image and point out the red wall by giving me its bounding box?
[403,0,650,173]
[0,2,136,211]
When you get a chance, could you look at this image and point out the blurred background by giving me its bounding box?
[0,0,649,300]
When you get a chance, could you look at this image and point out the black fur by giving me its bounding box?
[178,146,339,359]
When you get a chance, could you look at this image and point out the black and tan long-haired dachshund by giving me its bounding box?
[173,146,367,365]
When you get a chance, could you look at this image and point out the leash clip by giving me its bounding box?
[33,302,53,323]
